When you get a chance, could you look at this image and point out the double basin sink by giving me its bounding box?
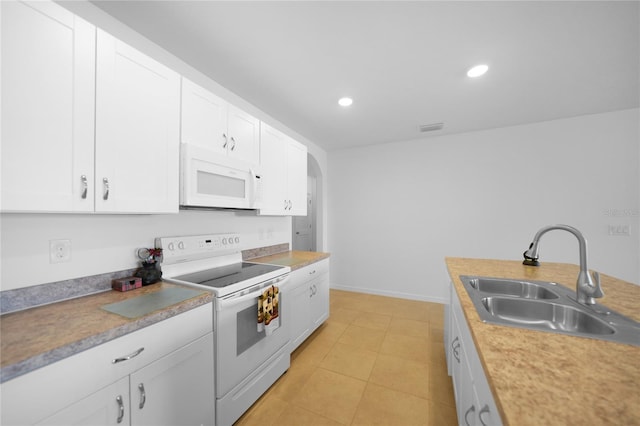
[459,276,640,346]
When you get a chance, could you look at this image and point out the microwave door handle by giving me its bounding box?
[250,168,261,205]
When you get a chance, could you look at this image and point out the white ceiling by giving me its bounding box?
[89,1,639,151]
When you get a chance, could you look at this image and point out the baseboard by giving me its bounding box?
[329,283,448,305]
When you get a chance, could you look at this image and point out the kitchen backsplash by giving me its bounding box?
[0,243,291,315]
[0,268,138,314]
[242,243,289,260]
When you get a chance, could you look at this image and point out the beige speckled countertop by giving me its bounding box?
[446,257,640,425]
[249,250,330,270]
[0,282,212,382]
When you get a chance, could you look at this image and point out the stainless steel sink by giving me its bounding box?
[481,297,615,335]
[468,277,559,299]
[459,275,640,346]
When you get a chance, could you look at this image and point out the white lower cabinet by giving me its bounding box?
[1,304,214,426]
[130,332,214,426]
[448,284,501,426]
[37,377,130,426]
[287,258,330,352]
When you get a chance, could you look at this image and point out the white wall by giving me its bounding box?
[328,109,640,303]
[0,211,290,290]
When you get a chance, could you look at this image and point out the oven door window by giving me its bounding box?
[237,303,265,355]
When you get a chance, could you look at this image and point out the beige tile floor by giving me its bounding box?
[235,289,458,426]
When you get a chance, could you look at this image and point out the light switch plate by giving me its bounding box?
[607,225,631,236]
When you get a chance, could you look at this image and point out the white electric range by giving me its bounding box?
[156,233,291,426]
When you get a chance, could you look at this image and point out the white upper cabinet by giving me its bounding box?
[95,29,180,213]
[181,78,260,165]
[181,78,228,155]
[1,0,96,212]
[258,123,307,216]
[1,1,180,214]
[258,123,288,212]
[286,140,308,216]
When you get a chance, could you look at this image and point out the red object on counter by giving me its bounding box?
[112,277,142,292]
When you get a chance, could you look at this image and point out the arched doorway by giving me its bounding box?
[292,152,323,251]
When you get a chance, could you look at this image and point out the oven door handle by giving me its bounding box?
[217,275,290,310]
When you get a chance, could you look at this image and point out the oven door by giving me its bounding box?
[215,276,291,397]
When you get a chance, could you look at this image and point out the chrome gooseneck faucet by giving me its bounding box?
[523,224,604,305]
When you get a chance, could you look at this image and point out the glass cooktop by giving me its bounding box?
[172,262,285,288]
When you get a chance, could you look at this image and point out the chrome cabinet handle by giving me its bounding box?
[116,395,124,424]
[464,405,476,426]
[451,337,460,363]
[222,133,228,148]
[80,175,88,199]
[112,347,144,364]
[478,404,490,426]
[102,178,110,200]
[138,383,146,409]
[230,136,236,151]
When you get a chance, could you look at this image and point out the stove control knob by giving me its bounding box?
[168,242,175,251]
[222,238,227,245]
[234,237,240,244]
[178,241,185,250]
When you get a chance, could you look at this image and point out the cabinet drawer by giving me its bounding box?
[299,258,330,278]
[1,303,212,425]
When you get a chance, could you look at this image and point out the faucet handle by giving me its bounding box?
[591,271,604,298]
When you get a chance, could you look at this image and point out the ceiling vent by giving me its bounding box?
[419,122,444,133]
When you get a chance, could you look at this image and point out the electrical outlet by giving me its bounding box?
[50,239,71,263]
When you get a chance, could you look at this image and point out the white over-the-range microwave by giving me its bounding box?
[180,143,262,210]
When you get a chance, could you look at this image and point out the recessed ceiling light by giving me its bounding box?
[467,64,489,78]
[338,97,353,107]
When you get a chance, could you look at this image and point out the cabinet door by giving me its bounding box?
[129,333,215,426]
[459,343,477,426]
[37,377,130,426]
[1,0,95,212]
[95,29,180,213]
[286,138,308,216]
[310,273,330,332]
[181,78,228,155]
[287,276,312,353]
[226,104,260,165]
[470,331,501,426]
[258,123,288,215]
